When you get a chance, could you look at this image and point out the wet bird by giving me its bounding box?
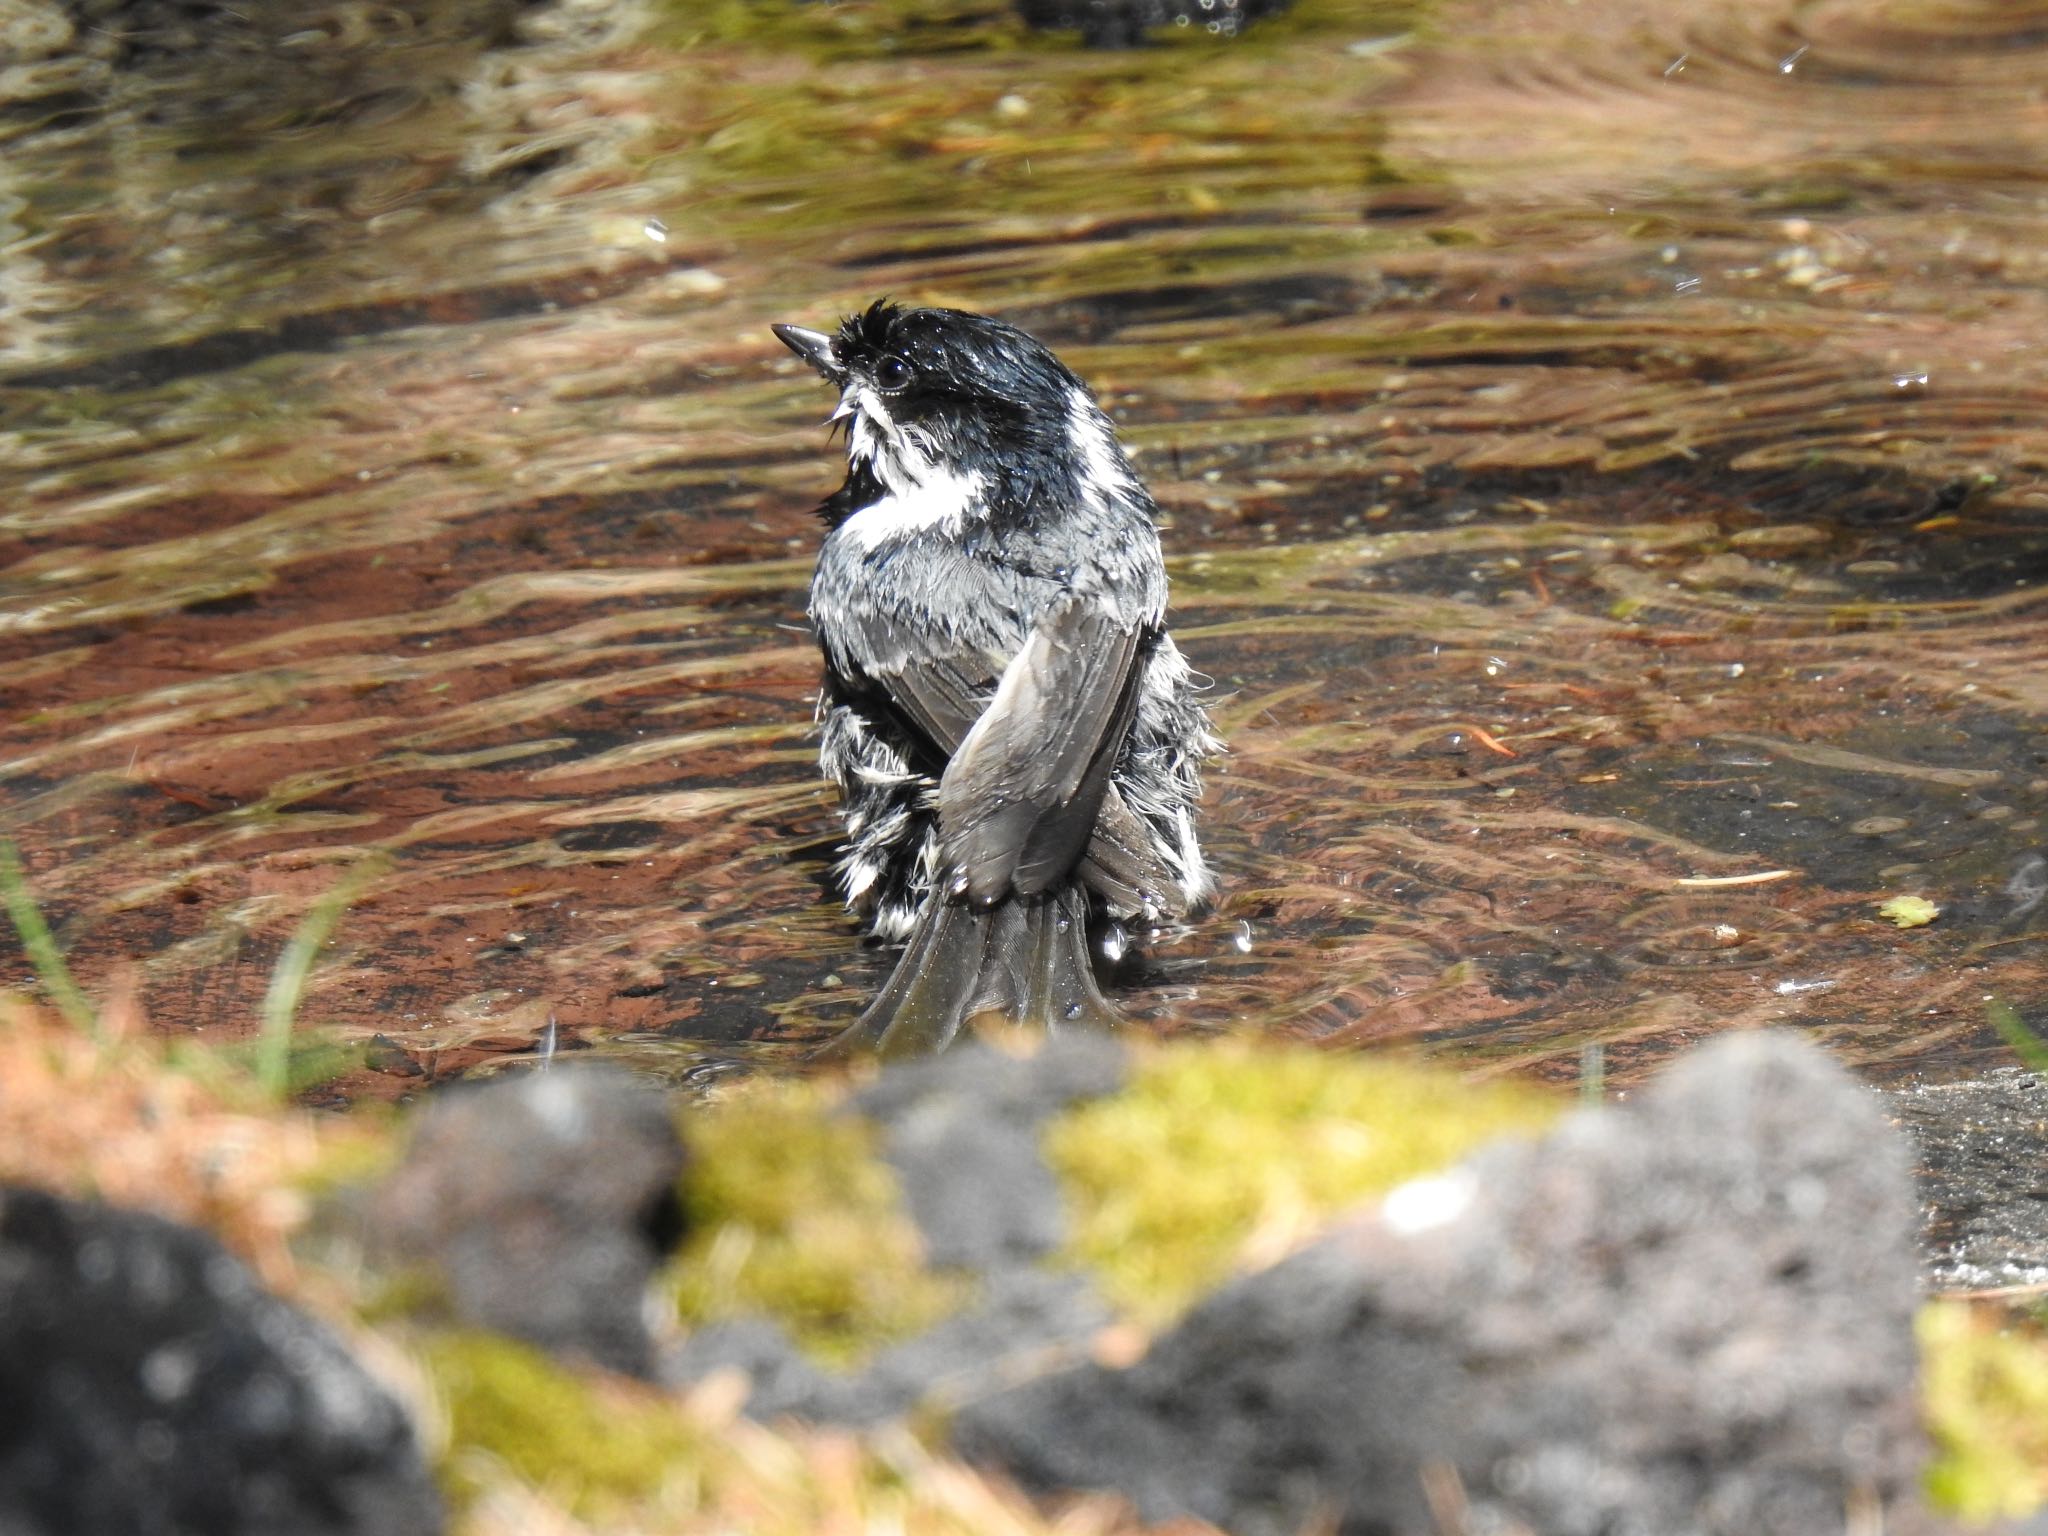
[772,300,1220,1056]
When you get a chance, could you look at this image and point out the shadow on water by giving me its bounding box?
[3,0,2048,1097]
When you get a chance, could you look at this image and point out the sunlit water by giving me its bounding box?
[4,0,2047,1099]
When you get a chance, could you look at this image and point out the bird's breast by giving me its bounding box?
[813,519,1045,669]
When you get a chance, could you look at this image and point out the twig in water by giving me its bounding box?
[1675,869,1796,888]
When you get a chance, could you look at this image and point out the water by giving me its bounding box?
[4,0,2047,1096]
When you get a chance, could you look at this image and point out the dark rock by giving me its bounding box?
[1885,1066,2048,1290]
[857,1268,1112,1418]
[850,1035,1127,1271]
[0,1184,441,1536]
[660,1317,840,1418]
[954,1031,1927,1536]
[664,1270,1112,1426]
[370,1065,686,1378]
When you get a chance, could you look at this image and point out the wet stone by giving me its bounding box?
[0,1184,441,1536]
[1887,1067,2048,1292]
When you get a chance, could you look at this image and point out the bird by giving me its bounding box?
[772,299,1221,1057]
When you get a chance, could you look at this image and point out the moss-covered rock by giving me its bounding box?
[669,1079,972,1367]
[666,1041,1560,1361]
[1044,1040,1560,1321]
[424,1330,707,1517]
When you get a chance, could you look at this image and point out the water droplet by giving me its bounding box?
[1778,44,1808,74]
[1484,656,1507,677]
[1233,920,1254,954]
[1894,372,1929,391]
[1662,52,1688,78]
[643,217,669,244]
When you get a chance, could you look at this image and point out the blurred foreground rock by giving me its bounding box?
[954,1032,1929,1536]
[0,1184,441,1536]
[663,1038,1125,1421]
[370,1065,686,1378]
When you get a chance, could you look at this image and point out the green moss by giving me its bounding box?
[1921,1301,2048,1523]
[1045,1041,1559,1321]
[290,1112,406,1201]
[670,1080,971,1367]
[424,1330,706,1516]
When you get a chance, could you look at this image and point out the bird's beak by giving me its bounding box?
[771,323,839,379]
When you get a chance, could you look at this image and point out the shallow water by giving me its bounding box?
[4,0,2047,1097]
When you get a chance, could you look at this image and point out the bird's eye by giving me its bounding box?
[873,354,914,394]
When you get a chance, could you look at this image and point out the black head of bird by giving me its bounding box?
[773,301,1117,523]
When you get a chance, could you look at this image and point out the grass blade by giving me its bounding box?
[1987,999,2048,1079]
[258,854,390,1099]
[0,839,99,1037]
[1579,1039,1605,1105]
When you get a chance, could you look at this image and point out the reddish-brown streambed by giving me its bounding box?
[4,0,2048,1105]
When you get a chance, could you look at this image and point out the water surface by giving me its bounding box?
[4,0,2047,1095]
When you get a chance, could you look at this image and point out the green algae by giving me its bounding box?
[669,1080,972,1367]
[1920,1301,2048,1523]
[1044,1040,1559,1322]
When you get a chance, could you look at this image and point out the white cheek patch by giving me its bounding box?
[837,386,983,553]
[838,471,984,554]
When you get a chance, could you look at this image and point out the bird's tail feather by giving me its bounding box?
[816,885,1120,1060]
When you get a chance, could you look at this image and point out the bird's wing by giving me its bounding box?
[934,597,1145,905]
[875,650,991,760]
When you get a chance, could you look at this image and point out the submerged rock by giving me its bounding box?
[1014,0,1291,46]
[954,1031,1928,1536]
[371,1065,686,1378]
[0,1184,441,1536]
